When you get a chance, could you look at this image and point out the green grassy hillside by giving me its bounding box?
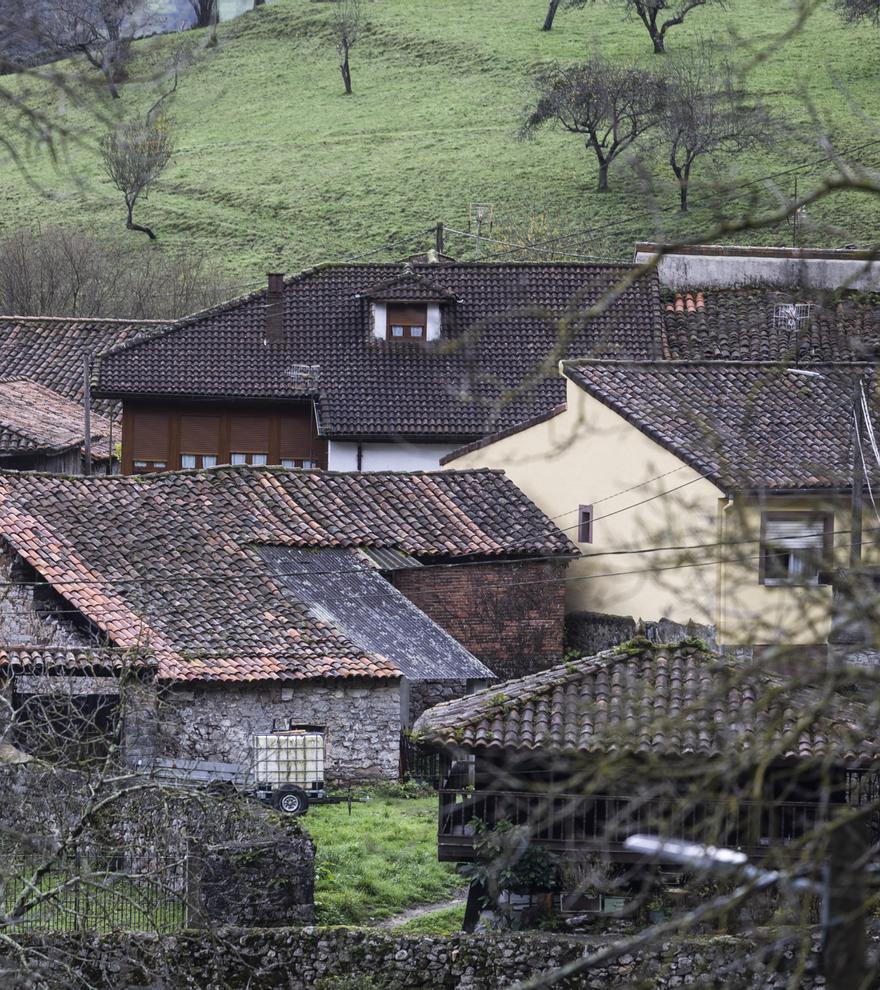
[2,0,879,287]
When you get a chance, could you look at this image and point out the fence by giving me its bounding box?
[437,789,830,861]
[399,733,441,787]
[1,847,187,932]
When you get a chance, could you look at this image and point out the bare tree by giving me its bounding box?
[563,0,727,53]
[100,109,173,240]
[542,0,562,29]
[19,0,146,98]
[522,56,664,192]
[659,51,773,211]
[188,0,218,29]
[333,0,362,96]
[834,0,880,23]
[0,225,234,318]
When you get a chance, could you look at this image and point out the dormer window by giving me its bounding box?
[387,303,427,341]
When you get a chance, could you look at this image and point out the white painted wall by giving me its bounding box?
[634,248,880,291]
[371,303,387,340]
[328,440,460,472]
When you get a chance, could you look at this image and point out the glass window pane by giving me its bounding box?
[202,455,217,468]
[410,326,424,337]
[153,462,166,469]
[134,461,147,469]
[231,453,247,465]
[302,460,315,469]
[391,325,404,337]
[181,455,197,469]
[252,453,268,466]
[281,458,295,468]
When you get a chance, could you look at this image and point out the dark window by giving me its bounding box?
[760,512,833,586]
[578,504,593,543]
[386,303,427,341]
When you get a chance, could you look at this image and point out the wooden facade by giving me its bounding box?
[121,401,326,474]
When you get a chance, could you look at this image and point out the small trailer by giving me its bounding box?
[141,728,330,816]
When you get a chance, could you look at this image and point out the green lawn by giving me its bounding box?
[2,0,880,285]
[392,903,465,936]
[305,795,463,926]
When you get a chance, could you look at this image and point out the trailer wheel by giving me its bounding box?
[274,786,309,816]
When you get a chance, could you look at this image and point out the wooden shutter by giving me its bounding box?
[279,412,313,459]
[131,412,169,461]
[387,303,427,325]
[180,415,220,454]
[229,415,270,452]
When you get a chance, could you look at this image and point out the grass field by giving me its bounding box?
[305,794,464,926]
[2,0,880,287]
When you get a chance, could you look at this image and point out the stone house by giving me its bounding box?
[0,465,575,780]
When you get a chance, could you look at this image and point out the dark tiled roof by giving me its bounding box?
[359,268,458,301]
[95,264,663,438]
[0,316,164,415]
[565,361,876,491]
[262,546,492,682]
[660,289,880,362]
[0,646,156,674]
[0,380,114,460]
[414,639,879,766]
[0,467,573,683]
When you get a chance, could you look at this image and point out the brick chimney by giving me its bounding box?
[265,272,284,343]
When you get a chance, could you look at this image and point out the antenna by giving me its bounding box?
[468,203,493,260]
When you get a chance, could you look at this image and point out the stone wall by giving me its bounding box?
[565,610,717,658]
[5,925,862,990]
[394,560,567,682]
[157,678,401,782]
[408,679,469,722]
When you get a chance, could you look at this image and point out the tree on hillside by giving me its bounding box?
[100,108,173,240]
[659,51,772,211]
[521,57,664,192]
[560,0,726,52]
[333,0,362,96]
[834,0,880,24]
[542,0,563,29]
[14,0,148,98]
[188,0,218,29]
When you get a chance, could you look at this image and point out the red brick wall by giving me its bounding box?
[393,559,567,682]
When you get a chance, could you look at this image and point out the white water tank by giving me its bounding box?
[253,730,325,789]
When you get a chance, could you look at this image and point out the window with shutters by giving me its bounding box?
[760,512,833,586]
[180,415,220,470]
[229,415,269,466]
[130,411,170,472]
[386,303,427,340]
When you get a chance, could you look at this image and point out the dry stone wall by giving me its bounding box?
[5,926,858,990]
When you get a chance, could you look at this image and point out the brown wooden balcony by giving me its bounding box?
[437,788,830,863]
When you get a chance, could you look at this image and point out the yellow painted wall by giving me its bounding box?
[717,495,852,645]
[448,377,723,627]
[449,374,868,646]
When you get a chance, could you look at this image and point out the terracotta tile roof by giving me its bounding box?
[414,639,880,766]
[0,316,164,415]
[95,263,663,438]
[0,646,156,674]
[0,380,114,460]
[565,360,876,491]
[660,289,880,361]
[0,467,574,683]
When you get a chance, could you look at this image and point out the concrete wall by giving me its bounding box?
[447,378,723,628]
[327,440,460,472]
[157,679,401,782]
[634,245,880,291]
[394,559,567,681]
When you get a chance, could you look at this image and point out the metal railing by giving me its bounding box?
[1,848,187,932]
[438,789,828,859]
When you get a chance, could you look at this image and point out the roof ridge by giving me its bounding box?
[0,315,164,325]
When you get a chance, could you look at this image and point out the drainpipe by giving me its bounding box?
[356,443,363,472]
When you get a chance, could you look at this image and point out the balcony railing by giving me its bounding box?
[438,788,830,862]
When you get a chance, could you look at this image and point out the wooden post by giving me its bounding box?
[851,374,865,570]
[821,812,869,990]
